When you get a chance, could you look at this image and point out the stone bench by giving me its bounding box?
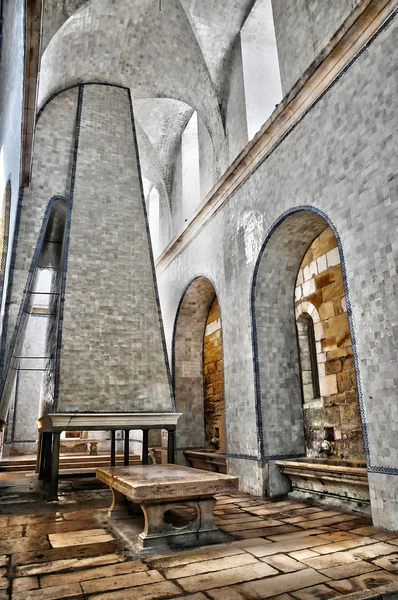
[96,464,238,550]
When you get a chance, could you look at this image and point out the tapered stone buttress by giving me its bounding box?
[0,84,177,499]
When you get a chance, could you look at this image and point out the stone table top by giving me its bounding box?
[96,464,238,502]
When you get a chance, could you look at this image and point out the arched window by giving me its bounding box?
[296,312,320,402]
[240,0,282,140]
[181,111,200,222]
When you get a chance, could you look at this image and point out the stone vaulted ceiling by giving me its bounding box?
[39,0,258,209]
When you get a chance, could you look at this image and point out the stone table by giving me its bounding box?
[97,464,239,550]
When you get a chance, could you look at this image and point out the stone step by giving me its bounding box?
[0,454,141,472]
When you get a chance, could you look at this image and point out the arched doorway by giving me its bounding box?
[173,277,226,471]
[252,208,367,497]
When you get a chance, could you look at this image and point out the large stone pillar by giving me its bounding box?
[0,84,174,462]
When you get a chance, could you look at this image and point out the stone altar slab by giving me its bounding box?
[96,465,238,550]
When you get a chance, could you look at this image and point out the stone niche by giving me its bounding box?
[295,227,364,460]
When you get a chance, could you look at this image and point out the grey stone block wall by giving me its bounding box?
[159,14,398,529]
[0,0,24,316]
[272,0,361,95]
[0,90,78,423]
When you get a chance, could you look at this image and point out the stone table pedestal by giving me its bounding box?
[96,464,239,550]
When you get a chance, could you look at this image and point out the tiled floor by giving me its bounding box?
[0,472,398,599]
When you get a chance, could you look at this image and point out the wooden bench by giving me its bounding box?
[96,464,238,550]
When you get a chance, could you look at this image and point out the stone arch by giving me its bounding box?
[37,0,227,172]
[251,207,367,465]
[172,276,225,464]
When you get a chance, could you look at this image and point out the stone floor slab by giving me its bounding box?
[15,553,126,577]
[207,568,329,599]
[262,553,307,573]
[12,583,83,600]
[164,552,258,579]
[82,569,164,594]
[41,559,148,588]
[328,571,398,594]
[88,580,182,599]
[177,562,279,593]
[292,583,343,599]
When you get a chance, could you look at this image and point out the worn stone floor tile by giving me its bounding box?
[8,513,63,526]
[0,517,8,528]
[12,582,83,600]
[207,568,329,599]
[177,562,278,593]
[0,536,50,554]
[26,519,100,537]
[231,538,272,548]
[15,552,126,577]
[330,537,375,550]
[82,569,164,595]
[88,580,183,599]
[312,543,355,555]
[295,511,342,522]
[313,537,376,555]
[148,545,244,569]
[242,536,328,558]
[350,527,380,536]
[168,594,208,600]
[11,539,122,565]
[370,531,398,542]
[319,560,381,580]
[49,527,107,541]
[280,509,325,523]
[301,551,361,570]
[0,525,23,539]
[163,552,258,580]
[49,533,113,547]
[215,498,249,506]
[348,542,398,560]
[373,553,398,571]
[214,515,264,525]
[266,529,326,542]
[0,578,7,590]
[333,520,372,532]
[291,583,343,599]
[262,553,307,573]
[248,504,302,516]
[273,595,296,600]
[289,550,320,560]
[317,532,360,543]
[220,520,286,532]
[214,508,244,520]
[328,570,398,594]
[41,559,148,588]
[63,509,102,521]
[12,575,39,592]
[234,525,300,539]
[299,515,360,529]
